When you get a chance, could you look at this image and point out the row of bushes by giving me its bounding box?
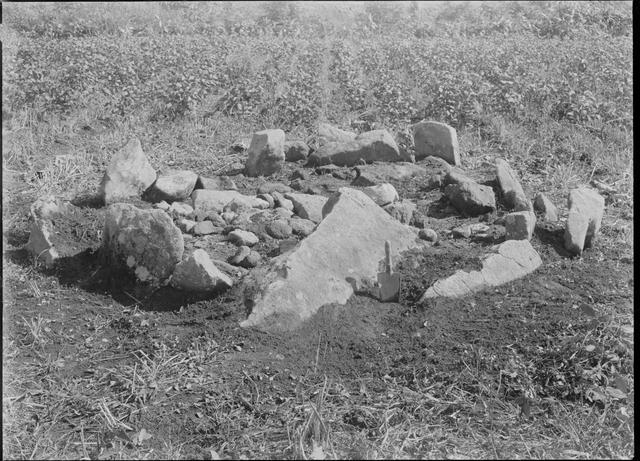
[2,2,632,132]
[3,1,632,40]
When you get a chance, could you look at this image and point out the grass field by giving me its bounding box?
[2,1,634,459]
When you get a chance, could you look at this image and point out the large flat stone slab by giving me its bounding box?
[420,240,542,300]
[241,188,420,332]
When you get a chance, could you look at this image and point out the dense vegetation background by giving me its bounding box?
[1,2,634,459]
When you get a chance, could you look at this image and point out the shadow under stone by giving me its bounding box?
[535,221,573,258]
[426,196,459,219]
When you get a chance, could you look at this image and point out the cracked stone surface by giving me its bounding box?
[419,239,542,300]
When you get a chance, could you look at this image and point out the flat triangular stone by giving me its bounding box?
[241,188,420,332]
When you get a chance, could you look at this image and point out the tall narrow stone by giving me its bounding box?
[564,187,605,255]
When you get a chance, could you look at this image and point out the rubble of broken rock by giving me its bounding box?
[23,121,608,332]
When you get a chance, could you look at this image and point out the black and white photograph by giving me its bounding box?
[2,1,633,459]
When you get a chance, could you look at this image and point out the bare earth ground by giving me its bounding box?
[2,137,634,458]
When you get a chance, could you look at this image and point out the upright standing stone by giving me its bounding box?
[495,159,531,211]
[244,129,286,177]
[533,192,559,222]
[99,138,156,205]
[412,121,460,165]
[564,187,605,255]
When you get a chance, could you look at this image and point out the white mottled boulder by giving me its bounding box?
[192,190,266,214]
[412,121,460,165]
[227,229,259,247]
[362,183,400,207]
[144,170,198,203]
[504,211,536,240]
[495,159,531,211]
[307,130,410,167]
[170,249,232,292]
[99,138,156,204]
[445,182,496,216]
[420,240,542,300]
[284,193,328,224]
[241,187,420,332]
[244,129,286,177]
[533,192,559,222]
[564,187,605,255]
[102,203,184,286]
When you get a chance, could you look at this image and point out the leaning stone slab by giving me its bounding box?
[306,130,409,167]
[102,203,184,286]
[351,162,426,186]
[144,170,198,203]
[412,121,460,165]
[495,159,531,211]
[284,193,329,224]
[241,188,420,332]
[170,249,232,292]
[99,138,156,205]
[564,187,605,255]
[444,182,496,216]
[504,211,536,241]
[533,192,559,222]
[192,190,266,214]
[245,129,286,177]
[420,240,542,300]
